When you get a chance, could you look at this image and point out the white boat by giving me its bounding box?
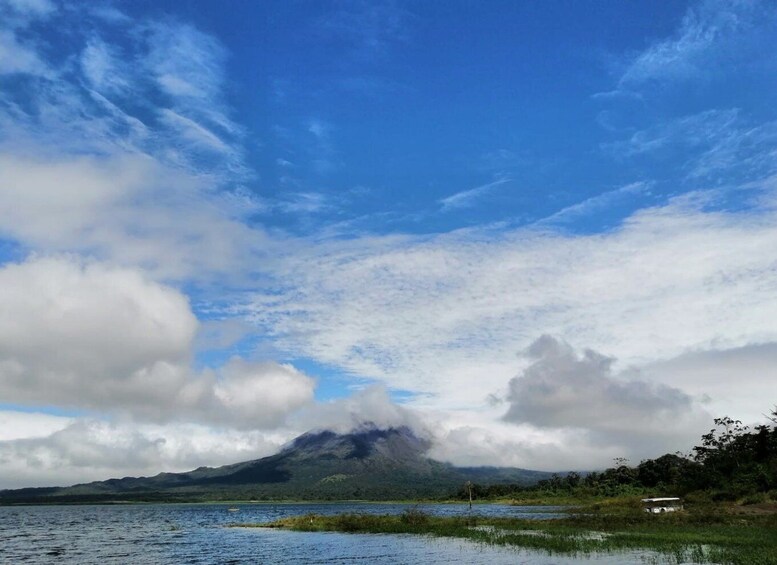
[641,497,683,513]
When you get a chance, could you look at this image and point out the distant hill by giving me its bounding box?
[0,426,553,503]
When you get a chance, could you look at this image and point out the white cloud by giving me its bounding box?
[502,336,709,455]
[0,29,48,75]
[428,421,619,472]
[0,10,261,281]
[80,37,130,94]
[0,256,197,414]
[0,410,73,441]
[642,342,777,424]
[614,0,769,89]
[0,257,314,428]
[534,182,651,226]
[2,0,55,17]
[308,119,330,140]
[306,118,338,174]
[0,419,288,488]
[211,359,316,429]
[0,152,264,280]
[606,109,740,157]
[291,385,427,436]
[277,192,330,214]
[603,108,777,186]
[159,108,234,155]
[247,186,777,424]
[439,178,511,211]
[0,0,54,76]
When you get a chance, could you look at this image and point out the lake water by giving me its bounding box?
[0,502,671,564]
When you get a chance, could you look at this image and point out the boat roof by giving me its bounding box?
[641,497,681,502]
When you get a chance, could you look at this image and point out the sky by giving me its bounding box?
[1,0,776,489]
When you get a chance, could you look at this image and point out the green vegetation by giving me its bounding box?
[249,503,777,564]
[458,407,777,505]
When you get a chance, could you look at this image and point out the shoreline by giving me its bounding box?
[239,501,777,565]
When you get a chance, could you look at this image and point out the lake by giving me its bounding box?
[0,502,670,563]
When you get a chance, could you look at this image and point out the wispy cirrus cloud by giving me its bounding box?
[611,0,775,91]
[606,109,740,157]
[317,0,410,60]
[277,192,331,214]
[0,28,48,74]
[2,0,55,17]
[0,0,55,75]
[534,182,652,228]
[439,177,511,211]
[603,109,777,184]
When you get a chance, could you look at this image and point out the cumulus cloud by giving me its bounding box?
[0,256,197,412]
[421,337,713,470]
[502,336,707,447]
[211,359,315,429]
[0,257,314,428]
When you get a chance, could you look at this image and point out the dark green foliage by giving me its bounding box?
[686,412,777,497]
[460,406,777,502]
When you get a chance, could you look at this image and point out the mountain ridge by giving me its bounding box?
[0,426,553,503]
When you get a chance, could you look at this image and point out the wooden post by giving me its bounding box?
[466,481,472,511]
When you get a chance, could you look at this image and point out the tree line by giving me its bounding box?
[458,407,777,502]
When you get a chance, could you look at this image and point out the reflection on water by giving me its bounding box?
[0,502,667,564]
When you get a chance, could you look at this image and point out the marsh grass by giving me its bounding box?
[245,502,777,565]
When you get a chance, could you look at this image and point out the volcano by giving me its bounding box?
[0,426,553,503]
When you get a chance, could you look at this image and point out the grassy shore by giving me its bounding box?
[240,498,777,565]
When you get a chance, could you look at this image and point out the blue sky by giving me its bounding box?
[1,0,777,487]
[101,0,690,236]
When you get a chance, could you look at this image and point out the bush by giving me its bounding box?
[400,506,430,526]
[742,492,767,505]
[333,513,369,532]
